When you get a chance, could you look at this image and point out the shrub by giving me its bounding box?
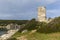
[25,18,38,30]
[18,18,38,32]
[37,17,60,33]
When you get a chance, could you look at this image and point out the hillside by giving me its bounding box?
[0,20,28,26]
[7,16,60,40]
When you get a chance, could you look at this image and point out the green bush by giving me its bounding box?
[18,18,38,32]
[37,22,48,33]
[25,18,38,30]
[37,17,60,33]
[18,17,60,33]
[47,17,60,32]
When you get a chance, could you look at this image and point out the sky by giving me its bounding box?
[0,0,60,20]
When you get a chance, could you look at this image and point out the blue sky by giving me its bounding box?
[0,0,60,20]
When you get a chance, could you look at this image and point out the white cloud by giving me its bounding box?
[45,0,57,4]
[47,9,60,14]
[0,0,60,19]
[47,9,60,18]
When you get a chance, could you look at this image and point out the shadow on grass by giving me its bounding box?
[7,38,17,40]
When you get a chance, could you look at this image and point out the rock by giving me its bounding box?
[29,29,37,34]
[21,30,28,34]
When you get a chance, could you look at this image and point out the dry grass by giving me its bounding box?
[12,31,60,40]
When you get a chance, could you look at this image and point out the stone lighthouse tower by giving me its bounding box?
[38,6,46,22]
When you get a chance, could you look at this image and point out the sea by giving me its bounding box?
[0,30,7,36]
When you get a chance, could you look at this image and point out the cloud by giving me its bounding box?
[0,0,60,20]
[47,9,60,18]
[45,0,57,4]
[47,9,60,13]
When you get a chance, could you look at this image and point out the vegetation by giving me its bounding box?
[37,22,47,33]
[24,19,38,30]
[3,16,60,40]
[36,17,60,33]
[47,17,60,32]
[12,31,60,40]
[0,20,28,26]
[0,20,28,31]
[18,18,38,32]
[7,38,17,40]
[26,32,60,40]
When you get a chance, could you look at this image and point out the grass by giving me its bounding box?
[12,32,21,38]
[12,31,60,40]
[26,32,60,40]
[12,31,30,38]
